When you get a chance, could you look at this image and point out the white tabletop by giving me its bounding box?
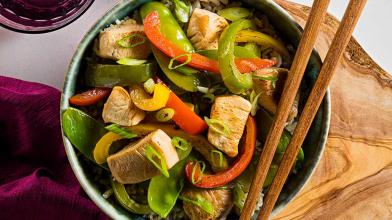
[1,0,391,89]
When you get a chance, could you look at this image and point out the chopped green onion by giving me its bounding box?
[171,137,192,160]
[117,58,147,66]
[202,93,215,103]
[179,195,214,214]
[155,108,175,122]
[210,150,224,167]
[217,7,251,21]
[116,34,146,48]
[249,90,262,116]
[105,124,138,139]
[143,78,155,94]
[145,145,169,177]
[168,54,192,70]
[204,117,231,136]
[191,161,205,184]
[171,136,190,151]
[173,0,191,23]
[102,188,113,199]
[197,86,209,94]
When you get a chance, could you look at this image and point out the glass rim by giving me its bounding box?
[0,0,95,34]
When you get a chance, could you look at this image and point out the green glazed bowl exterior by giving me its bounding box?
[60,0,330,219]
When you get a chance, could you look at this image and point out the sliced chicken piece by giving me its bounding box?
[253,68,298,121]
[208,95,251,157]
[107,129,179,184]
[187,8,228,50]
[182,187,233,220]
[128,123,229,172]
[102,86,145,126]
[96,19,151,60]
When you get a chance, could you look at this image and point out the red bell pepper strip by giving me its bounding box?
[165,92,208,135]
[185,116,257,188]
[143,11,275,74]
[69,88,111,106]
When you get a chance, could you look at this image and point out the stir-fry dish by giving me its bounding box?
[62,1,305,219]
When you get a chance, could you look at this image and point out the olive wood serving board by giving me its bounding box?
[273,1,392,219]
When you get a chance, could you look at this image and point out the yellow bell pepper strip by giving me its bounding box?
[218,19,255,94]
[143,11,275,75]
[185,116,257,188]
[93,132,122,164]
[111,179,152,214]
[236,29,290,58]
[129,83,171,111]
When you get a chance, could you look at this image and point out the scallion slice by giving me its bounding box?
[143,78,155,94]
[105,124,137,139]
[168,54,192,70]
[210,150,224,167]
[191,161,205,184]
[116,34,146,48]
[171,136,192,160]
[155,108,175,122]
[249,90,262,116]
[204,117,231,136]
[117,57,147,66]
[179,195,214,214]
[145,145,169,177]
[202,93,215,103]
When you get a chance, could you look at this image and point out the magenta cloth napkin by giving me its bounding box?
[0,76,109,220]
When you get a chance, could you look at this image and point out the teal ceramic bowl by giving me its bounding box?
[60,0,330,219]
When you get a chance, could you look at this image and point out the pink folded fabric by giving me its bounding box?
[0,76,109,220]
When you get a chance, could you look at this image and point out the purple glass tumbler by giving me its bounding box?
[0,0,94,33]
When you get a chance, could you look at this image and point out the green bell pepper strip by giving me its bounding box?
[152,47,201,92]
[140,1,194,52]
[217,7,251,22]
[147,156,193,218]
[62,107,107,162]
[111,179,152,214]
[198,46,259,60]
[218,19,255,94]
[85,61,156,88]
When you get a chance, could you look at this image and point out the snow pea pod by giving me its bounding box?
[147,157,191,218]
[152,47,202,92]
[85,61,156,88]
[62,107,107,162]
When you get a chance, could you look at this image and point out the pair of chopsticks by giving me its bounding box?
[240,0,368,219]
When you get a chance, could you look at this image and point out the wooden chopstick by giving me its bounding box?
[240,0,330,219]
[256,0,368,219]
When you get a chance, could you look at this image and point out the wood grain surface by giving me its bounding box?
[272,1,392,219]
[241,1,330,218]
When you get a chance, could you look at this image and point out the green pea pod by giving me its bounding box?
[111,179,152,214]
[152,47,202,92]
[218,19,254,94]
[147,157,191,218]
[85,61,156,87]
[62,107,107,162]
[140,1,194,52]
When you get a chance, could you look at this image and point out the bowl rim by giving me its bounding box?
[60,0,330,219]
